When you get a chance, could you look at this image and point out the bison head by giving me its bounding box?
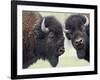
[35,16,65,67]
[64,14,89,59]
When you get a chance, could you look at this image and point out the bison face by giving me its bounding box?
[46,31,65,67]
[71,29,88,59]
[64,14,89,59]
[35,16,65,67]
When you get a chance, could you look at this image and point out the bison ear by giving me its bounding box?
[65,33,71,40]
[48,32,54,38]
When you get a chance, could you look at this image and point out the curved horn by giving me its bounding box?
[41,18,49,33]
[83,15,89,26]
[63,29,70,33]
[62,23,70,33]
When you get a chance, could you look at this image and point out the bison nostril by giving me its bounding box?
[79,39,83,43]
[59,49,64,52]
[75,41,78,44]
[75,38,83,45]
[58,47,65,55]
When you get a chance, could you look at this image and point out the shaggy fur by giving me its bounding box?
[65,14,90,61]
[23,11,64,68]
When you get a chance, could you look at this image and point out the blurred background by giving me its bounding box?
[29,11,89,69]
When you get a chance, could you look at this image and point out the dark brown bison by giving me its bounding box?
[64,14,90,61]
[23,11,65,68]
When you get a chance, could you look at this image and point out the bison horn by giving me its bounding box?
[63,29,70,33]
[41,18,49,33]
[62,23,70,33]
[83,15,89,26]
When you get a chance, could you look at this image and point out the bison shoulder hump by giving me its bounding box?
[23,11,42,49]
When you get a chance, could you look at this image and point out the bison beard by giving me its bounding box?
[23,11,65,68]
[64,14,90,62]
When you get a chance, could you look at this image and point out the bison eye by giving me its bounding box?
[81,25,86,31]
[48,32,55,38]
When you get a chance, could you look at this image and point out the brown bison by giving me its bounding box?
[23,11,65,68]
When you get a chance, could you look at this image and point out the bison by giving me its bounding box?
[64,14,90,61]
[23,11,65,68]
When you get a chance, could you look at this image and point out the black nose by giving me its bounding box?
[75,38,83,45]
[58,47,65,55]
